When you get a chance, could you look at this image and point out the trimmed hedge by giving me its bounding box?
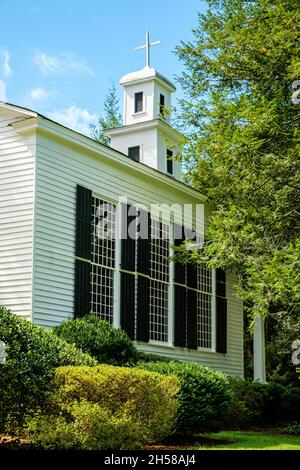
[53,315,138,365]
[25,364,180,449]
[140,361,233,434]
[224,377,300,429]
[224,378,300,428]
[0,306,96,430]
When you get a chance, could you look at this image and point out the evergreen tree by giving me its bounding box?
[175,0,300,330]
[90,84,122,145]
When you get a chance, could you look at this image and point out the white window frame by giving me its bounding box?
[148,217,171,346]
[90,193,117,325]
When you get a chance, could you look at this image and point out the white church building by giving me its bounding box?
[0,38,266,380]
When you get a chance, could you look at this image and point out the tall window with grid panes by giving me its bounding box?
[75,186,227,355]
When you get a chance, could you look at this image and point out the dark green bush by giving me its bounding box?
[0,306,96,430]
[224,378,300,428]
[140,361,233,434]
[282,387,300,420]
[25,364,180,449]
[53,314,138,365]
[224,378,270,427]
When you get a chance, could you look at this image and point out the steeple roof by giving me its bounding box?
[120,66,176,92]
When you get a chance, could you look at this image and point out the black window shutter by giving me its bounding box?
[186,289,198,349]
[120,203,137,272]
[174,285,187,347]
[136,209,150,275]
[216,269,227,353]
[174,224,186,285]
[74,259,91,317]
[136,276,150,342]
[120,272,135,339]
[216,268,226,298]
[187,264,197,289]
[216,296,227,353]
[75,185,92,260]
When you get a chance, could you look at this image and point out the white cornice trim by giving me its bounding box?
[0,101,37,118]
[106,119,186,144]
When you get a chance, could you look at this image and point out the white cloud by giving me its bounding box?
[1,50,11,77]
[29,87,54,101]
[34,52,94,76]
[0,81,6,101]
[48,105,97,136]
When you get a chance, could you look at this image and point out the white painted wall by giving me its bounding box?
[0,108,35,320]
[110,127,182,179]
[110,127,158,169]
[123,81,155,125]
[123,79,172,126]
[157,130,182,179]
[153,82,172,124]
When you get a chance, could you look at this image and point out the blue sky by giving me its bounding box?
[0,0,207,135]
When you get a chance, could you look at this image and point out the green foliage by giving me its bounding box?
[225,377,300,428]
[26,401,141,450]
[281,423,300,436]
[0,306,96,430]
[53,314,138,365]
[90,83,122,145]
[140,361,233,434]
[25,364,179,449]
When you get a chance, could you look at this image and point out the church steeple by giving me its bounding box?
[105,32,184,180]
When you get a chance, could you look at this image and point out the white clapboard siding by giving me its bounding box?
[0,109,35,320]
[32,121,243,376]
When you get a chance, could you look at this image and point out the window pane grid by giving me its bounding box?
[90,196,116,324]
[197,267,213,348]
[197,292,212,349]
[149,219,169,342]
[149,280,169,342]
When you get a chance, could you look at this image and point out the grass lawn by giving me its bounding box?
[192,431,300,450]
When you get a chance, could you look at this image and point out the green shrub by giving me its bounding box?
[140,361,233,434]
[26,401,141,450]
[53,315,138,365]
[281,423,300,435]
[282,387,300,420]
[224,378,300,428]
[25,364,180,449]
[224,378,269,427]
[0,306,96,430]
